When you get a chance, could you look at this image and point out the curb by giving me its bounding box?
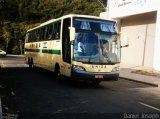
[119,76,159,87]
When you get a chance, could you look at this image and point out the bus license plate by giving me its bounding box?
[95,75,103,79]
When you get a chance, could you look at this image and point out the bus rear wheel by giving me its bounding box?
[55,65,61,80]
[28,58,33,69]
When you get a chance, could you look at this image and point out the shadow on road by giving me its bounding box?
[0,66,154,91]
[0,55,24,60]
[0,67,156,118]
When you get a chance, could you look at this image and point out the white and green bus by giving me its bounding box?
[25,14,122,84]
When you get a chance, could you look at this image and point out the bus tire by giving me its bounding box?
[92,80,101,85]
[29,58,33,69]
[55,64,61,80]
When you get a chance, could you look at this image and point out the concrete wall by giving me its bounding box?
[153,11,160,71]
[101,0,160,71]
[108,0,158,19]
[120,12,156,68]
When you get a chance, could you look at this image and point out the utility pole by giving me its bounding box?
[97,0,107,9]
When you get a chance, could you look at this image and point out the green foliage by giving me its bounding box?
[0,0,105,54]
[12,45,20,54]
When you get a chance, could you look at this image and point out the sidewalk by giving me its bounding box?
[119,68,160,87]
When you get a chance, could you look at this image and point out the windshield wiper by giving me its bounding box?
[82,61,115,65]
[105,62,115,65]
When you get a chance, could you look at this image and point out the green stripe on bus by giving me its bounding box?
[25,49,61,54]
[25,49,40,52]
[42,49,61,54]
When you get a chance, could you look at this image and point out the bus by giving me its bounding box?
[25,14,122,84]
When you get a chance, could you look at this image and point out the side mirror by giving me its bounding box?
[69,27,75,41]
[120,32,129,48]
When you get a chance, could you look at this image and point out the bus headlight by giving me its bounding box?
[112,67,120,72]
[73,65,85,71]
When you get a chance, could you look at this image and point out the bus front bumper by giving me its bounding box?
[72,68,119,81]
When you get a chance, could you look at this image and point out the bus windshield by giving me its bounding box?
[73,18,120,64]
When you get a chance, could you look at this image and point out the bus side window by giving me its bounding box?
[46,24,53,40]
[27,32,31,42]
[56,22,61,39]
[33,31,37,42]
[40,27,45,41]
[25,33,29,43]
[36,29,40,41]
[62,18,71,63]
[44,26,48,40]
[53,23,57,39]
[52,21,61,40]
[28,31,34,42]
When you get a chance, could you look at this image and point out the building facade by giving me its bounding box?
[100,0,160,71]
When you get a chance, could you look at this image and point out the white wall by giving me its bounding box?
[120,12,156,68]
[108,0,159,19]
[103,0,160,71]
[153,11,160,71]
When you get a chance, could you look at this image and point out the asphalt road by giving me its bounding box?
[0,55,160,119]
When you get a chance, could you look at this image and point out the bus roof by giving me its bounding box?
[27,14,116,32]
[39,19,56,26]
[60,14,115,21]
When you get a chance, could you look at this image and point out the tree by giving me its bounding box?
[0,0,106,54]
[2,22,12,53]
[2,31,11,52]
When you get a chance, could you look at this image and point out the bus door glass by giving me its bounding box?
[62,18,71,64]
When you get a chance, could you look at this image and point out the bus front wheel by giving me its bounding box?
[92,80,101,85]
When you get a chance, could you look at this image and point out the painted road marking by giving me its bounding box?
[139,102,160,112]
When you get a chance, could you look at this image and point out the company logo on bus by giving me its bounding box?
[92,65,107,69]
